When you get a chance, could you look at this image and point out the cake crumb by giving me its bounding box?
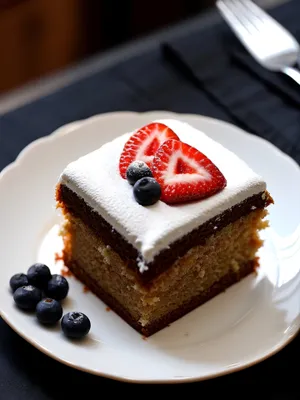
[97,246,111,264]
[83,285,89,293]
[138,317,149,327]
[184,332,189,337]
[253,257,260,274]
[143,296,160,306]
[54,252,63,262]
[61,266,73,277]
[142,336,147,341]
[199,269,205,278]
[106,307,111,312]
[231,260,239,273]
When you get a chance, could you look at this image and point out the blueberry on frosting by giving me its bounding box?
[126,160,153,185]
[133,177,161,206]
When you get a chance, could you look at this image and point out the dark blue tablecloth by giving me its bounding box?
[0,0,299,397]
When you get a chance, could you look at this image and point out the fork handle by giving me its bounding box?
[281,67,300,86]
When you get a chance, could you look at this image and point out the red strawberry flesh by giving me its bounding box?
[119,122,179,178]
[152,139,227,204]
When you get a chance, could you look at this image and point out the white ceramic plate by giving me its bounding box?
[1,111,300,383]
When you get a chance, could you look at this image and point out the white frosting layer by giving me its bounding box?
[60,119,266,267]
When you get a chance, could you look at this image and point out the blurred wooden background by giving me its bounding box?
[0,0,215,94]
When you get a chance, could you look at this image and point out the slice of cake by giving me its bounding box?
[56,119,273,336]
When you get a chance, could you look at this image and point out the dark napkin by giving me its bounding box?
[162,0,300,165]
[0,72,156,172]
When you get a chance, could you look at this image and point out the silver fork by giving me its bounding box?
[216,0,300,85]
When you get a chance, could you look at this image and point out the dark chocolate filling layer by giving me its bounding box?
[56,184,272,284]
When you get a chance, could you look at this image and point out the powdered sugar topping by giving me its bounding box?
[59,119,266,269]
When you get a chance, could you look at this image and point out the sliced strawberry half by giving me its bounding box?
[152,139,227,204]
[119,122,179,178]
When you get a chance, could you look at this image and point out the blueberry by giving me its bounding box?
[36,298,63,325]
[133,177,161,206]
[61,312,91,339]
[13,285,42,310]
[27,263,51,289]
[45,274,69,301]
[9,273,29,292]
[126,160,153,185]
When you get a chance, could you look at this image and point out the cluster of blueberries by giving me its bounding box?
[9,263,90,339]
[126,161,161,206]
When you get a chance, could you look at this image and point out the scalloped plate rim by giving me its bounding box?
[0,111,299,384]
